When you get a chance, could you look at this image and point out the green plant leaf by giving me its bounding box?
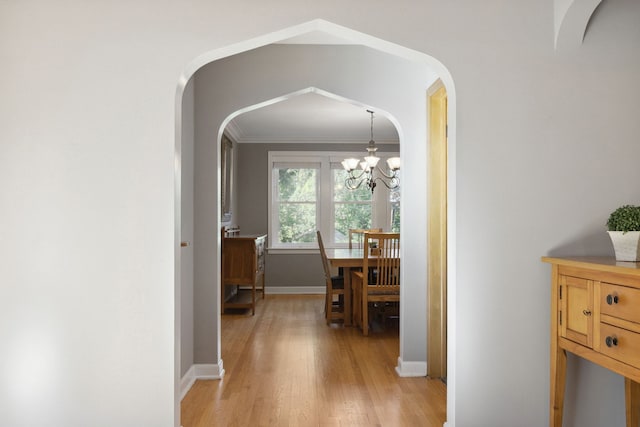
[606,205,640,233]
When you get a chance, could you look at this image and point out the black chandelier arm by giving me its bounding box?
[374,165,399,180]
[345,176,366,190]
[346,176,399,192]
[346,168,368,181]
[372,175,400,190]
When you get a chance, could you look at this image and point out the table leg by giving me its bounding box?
[550,344,566,427]
[550,264,565,427]
[344,267,351,326]
[626,378,640,427]
[251,280,256,316]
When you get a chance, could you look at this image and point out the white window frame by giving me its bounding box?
[268,151,399,253]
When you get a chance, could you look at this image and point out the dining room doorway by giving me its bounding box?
[174,19,458,427]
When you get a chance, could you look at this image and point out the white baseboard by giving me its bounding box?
[266,286,325,295]
[180,359,225,400]
[395,357,427,377]
[180,366,197,400]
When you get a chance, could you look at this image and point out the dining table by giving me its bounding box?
[323,248,368,327]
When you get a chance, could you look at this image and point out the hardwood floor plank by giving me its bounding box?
[181,295,446,427]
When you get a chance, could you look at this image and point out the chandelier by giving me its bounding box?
[341,110,400,193]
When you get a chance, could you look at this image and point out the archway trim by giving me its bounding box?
[554,0,603,50]
[174,19,458,427]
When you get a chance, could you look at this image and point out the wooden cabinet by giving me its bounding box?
[222,233,266,315]
[543,257,640,427]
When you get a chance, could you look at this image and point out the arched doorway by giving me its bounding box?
[175,19,457,426]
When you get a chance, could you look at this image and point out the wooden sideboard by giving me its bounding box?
[222,233,266,315]
[542,257,640,427]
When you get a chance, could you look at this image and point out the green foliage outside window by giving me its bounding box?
[278,203,316,243]
[391,203,400,232]
[333,169,372,242]
[390,184,400,233]
[277,168,317,243]
[334,204,372,242]
[278,168,316,202]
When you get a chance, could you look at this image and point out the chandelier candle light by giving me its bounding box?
[341,110,400,193]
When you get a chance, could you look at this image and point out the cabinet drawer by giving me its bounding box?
[599,323,640,368]
[601,282,640,324]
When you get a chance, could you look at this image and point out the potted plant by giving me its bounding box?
[606,204,640,262]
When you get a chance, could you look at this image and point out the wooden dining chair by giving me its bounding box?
[351,232,400,335]
[348,228,383,249]
[317,231,345,324]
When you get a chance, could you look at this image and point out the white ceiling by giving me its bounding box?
[226,91,399,144]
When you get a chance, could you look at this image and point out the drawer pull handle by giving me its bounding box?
[606,294,619,305]
[605,336,618,348]
[582,309,592,316]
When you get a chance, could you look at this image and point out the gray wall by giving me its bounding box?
[451,3,640,425]
[180,80,195,377]
[235,142,398,288]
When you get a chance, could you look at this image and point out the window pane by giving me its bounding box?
[278,203,316,243]
[391,202,400,232]
[333,169,372,202]
[390,181,400,232]
[278,168,317,202]
[334,203,372,243]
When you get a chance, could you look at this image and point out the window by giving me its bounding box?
[273,162,319,245]
[268,151,399,251]
[332,167,372,243]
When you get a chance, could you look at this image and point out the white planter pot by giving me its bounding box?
[607,231,640,262]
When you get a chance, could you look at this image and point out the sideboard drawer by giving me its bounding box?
[601,282,640,324]
[599,322,640,368]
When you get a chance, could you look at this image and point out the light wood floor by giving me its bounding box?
[181,294,446,427]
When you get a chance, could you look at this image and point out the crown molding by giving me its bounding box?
[232,137,399,145]
[224,120,243,142]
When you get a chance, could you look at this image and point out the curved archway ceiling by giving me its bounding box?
[225,31,400,145]
[227,91,399,144]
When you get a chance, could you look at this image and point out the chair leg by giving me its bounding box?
[325,290,330,324]
[354,290,360,329]
[362,292,369,336]
[351,280,359,329]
